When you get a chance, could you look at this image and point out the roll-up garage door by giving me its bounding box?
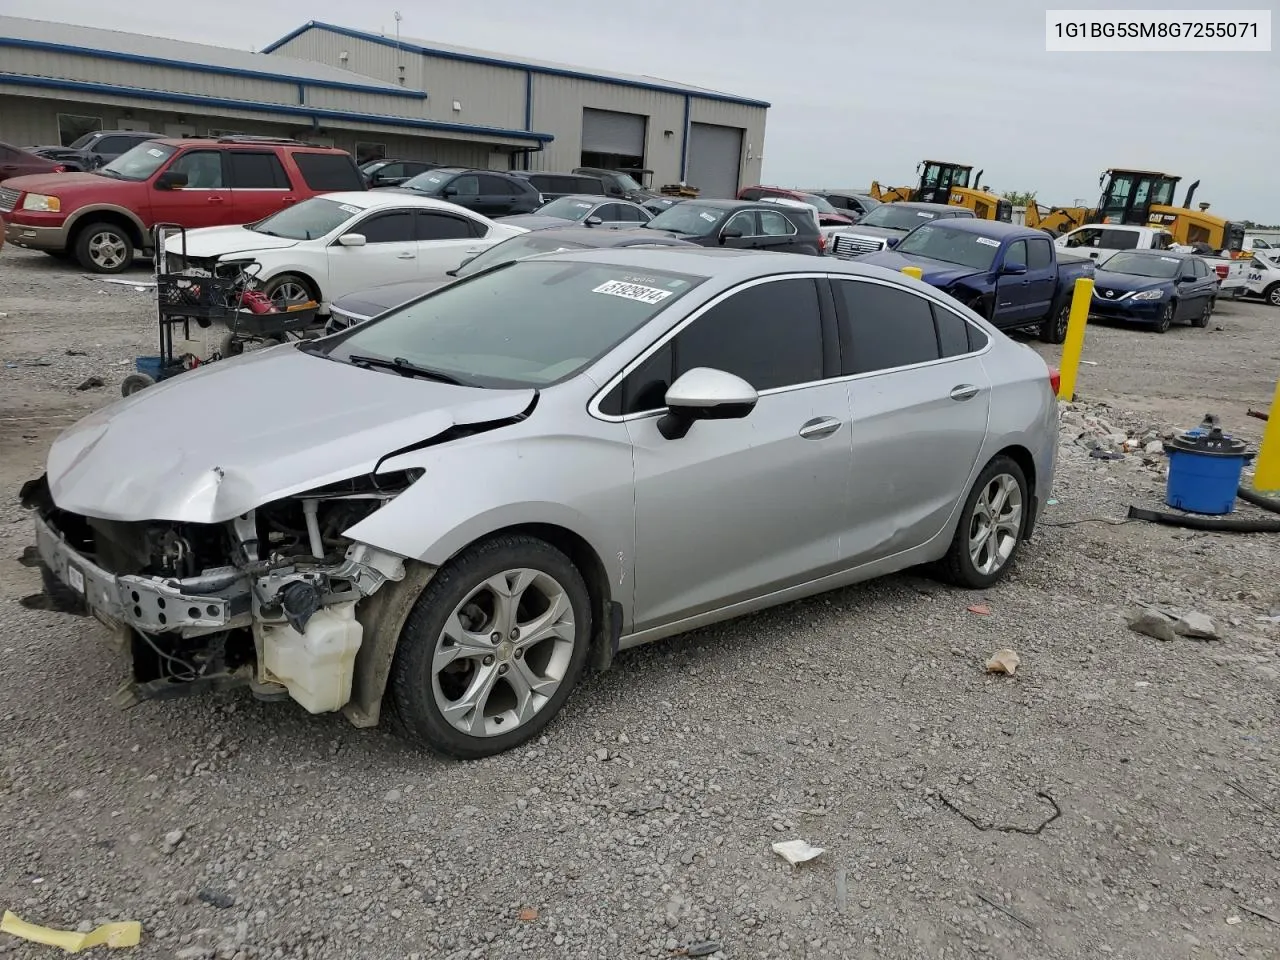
[581,108,647,156]
[686,122,743,199]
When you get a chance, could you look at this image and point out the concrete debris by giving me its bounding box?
[772,839,825,865]
[1174,611,1219,640]
[1127,608,1177,642]
[986,649,1021,675]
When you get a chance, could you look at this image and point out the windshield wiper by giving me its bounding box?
[346,354,467,385]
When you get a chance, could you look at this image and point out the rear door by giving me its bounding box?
[415,209,489,278]
[150,148,232,228]
[476,174,520,216]
[832,277,991,562]
[1024,237,1057,319]
[326,208,421,300]
[756,208,801,253]
[227,150,295,224]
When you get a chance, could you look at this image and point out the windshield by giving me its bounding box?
[248,197,360,240]
[796,192,840,215]
[535,196,598,221]
[455,234,591,278]
[99,142,177,181]
[69,132,100,149]
[401,169,456,193]
[1099,252,1181,278]
[857,205,940,231]
[613,172,643,192]
[361,160,390,174]
[895,223,1000,271]
[645,203,724,237]
[327,260,705,388]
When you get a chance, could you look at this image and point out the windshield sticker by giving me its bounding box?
[975,237,1000,247]
[917,212,936,218]
[573,201,592,209]
[147,148,165,157]
[699,212,717,222]
[592,280,675,305]
[620,274,663,284]
[1159,256,1179,262]
[338,204,361,214]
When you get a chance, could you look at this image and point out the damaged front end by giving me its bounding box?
[20,470,415,715]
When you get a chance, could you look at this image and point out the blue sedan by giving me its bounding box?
[1089,250,1218,333]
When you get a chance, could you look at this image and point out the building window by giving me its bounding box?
[355,141,387,165]
[58,114,102,147]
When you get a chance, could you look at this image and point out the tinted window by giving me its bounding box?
[96,136,139,154]
[292,152,363,191]
[1027,238,1053,270]
[405,162,435,176]
[933,305,971,358]
[479,174,515,194]
[724,212,756,236]
[1192,258,1208,278]
[355,211,414,243]
[739,188,762,200]
[416,212,474,240]
[759,210,796,236]
[674,279,823,391]
[836,280,939,374]
[228,151,290,188]
[608,342,674,415]
[450,175,480,197]
[618,204,648,223]
[1099,229,1140,250]
[967,323,989,352]
[169,150,225,188]
[596,204,628,221]
[1004,240,1027,270]
[577,177,606,194]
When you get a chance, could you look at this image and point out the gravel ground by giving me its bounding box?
[1,246,1278,960]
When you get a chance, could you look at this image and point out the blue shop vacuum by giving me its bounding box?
[1162,414,1254,515]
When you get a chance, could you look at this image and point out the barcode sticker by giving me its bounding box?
[592,280,674,305]
[68,566,85,594]
[976,237,1001,247]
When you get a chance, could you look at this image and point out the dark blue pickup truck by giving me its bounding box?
[860,219,1095,343]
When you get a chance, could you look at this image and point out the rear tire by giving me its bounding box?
[935,456,1030,589]
[1264,282,1280,308]
[1192,298,1212,328]
[1039,299,1070,344]
[389,535,593,759]
[75,222,134,274]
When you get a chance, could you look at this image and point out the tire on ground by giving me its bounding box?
[935,454,1031,590]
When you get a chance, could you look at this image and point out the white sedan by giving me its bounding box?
[167,193,526,309]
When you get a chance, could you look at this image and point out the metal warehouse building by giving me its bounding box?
[0,16,769,198]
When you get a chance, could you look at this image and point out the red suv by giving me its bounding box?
[736,185,854,227]
[1,136,365,272]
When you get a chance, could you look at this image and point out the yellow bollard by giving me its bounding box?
[1254,379,1280,493]
[901,266,923,280]
[1055,277,1094,402]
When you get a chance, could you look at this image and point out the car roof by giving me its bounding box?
[666,199,765,212]
[1112,249,1195,259]
[524,245,938,283]
[544,194,613,203]
[313,191,481,213]
[919,217,1041,239]
[515,226,695,247]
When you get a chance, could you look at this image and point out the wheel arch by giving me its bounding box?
[66,207,146,250]
[345,520,619,731]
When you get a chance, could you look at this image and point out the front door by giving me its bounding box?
[830,277,991,561]
[993,239,1034,326]
[150,149,232,229]
[326,209,421,300]
[622,276,851,631]
[717,210,758,249]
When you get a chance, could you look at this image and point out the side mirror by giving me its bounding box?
[1179,273,1196,282]
[155,170,188,190]
[442,186,458,197]
[338,233,367,247]
[719,228,743,244]
[446,255,476,277]
[657,368,758,440]
[584,216,603,227]
[1001,261,1028,276]
[885,237,900,248]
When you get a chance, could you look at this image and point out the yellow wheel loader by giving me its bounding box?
[869,161,1012,222]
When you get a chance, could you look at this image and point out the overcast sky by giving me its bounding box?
[9,0,1279,221]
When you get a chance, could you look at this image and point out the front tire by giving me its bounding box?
[1264,282,1280,308]
[936,456,1029,589]
[120,372,155,396]
[389,535,593,759]
[263,273,318,309]
[75,222,133,274]
[1039,299,1071,344]
[1154,301,1173,333]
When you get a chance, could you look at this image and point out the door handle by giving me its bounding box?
[798,417,842,439]
[950,384,980,401]
[207,196,223,203]
[282,196,297,204]
[396,252,415,259]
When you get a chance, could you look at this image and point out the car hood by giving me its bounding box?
[164,225,301,259]
[497,214,576,230]
[858,251,986,287]
[0,171,125,195]
[332,279,451,318]
[1091,270,1172,296]
[45,346,536,525]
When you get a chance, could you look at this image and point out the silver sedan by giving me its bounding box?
[25,249,1057,759]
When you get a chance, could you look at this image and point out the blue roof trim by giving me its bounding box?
[263,21,772,109]
[0,36,427,100]
[0,73,554,143]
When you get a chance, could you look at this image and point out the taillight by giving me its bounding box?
[1049,366,1061,396]
[53,164,67,173]
[1214,264,1229,279]
[818,234,826,252]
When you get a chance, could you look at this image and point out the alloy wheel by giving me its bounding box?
[269,280,311,308]
[967,474,1023,576]
[431,568,576,738]
[88,231,127,270]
